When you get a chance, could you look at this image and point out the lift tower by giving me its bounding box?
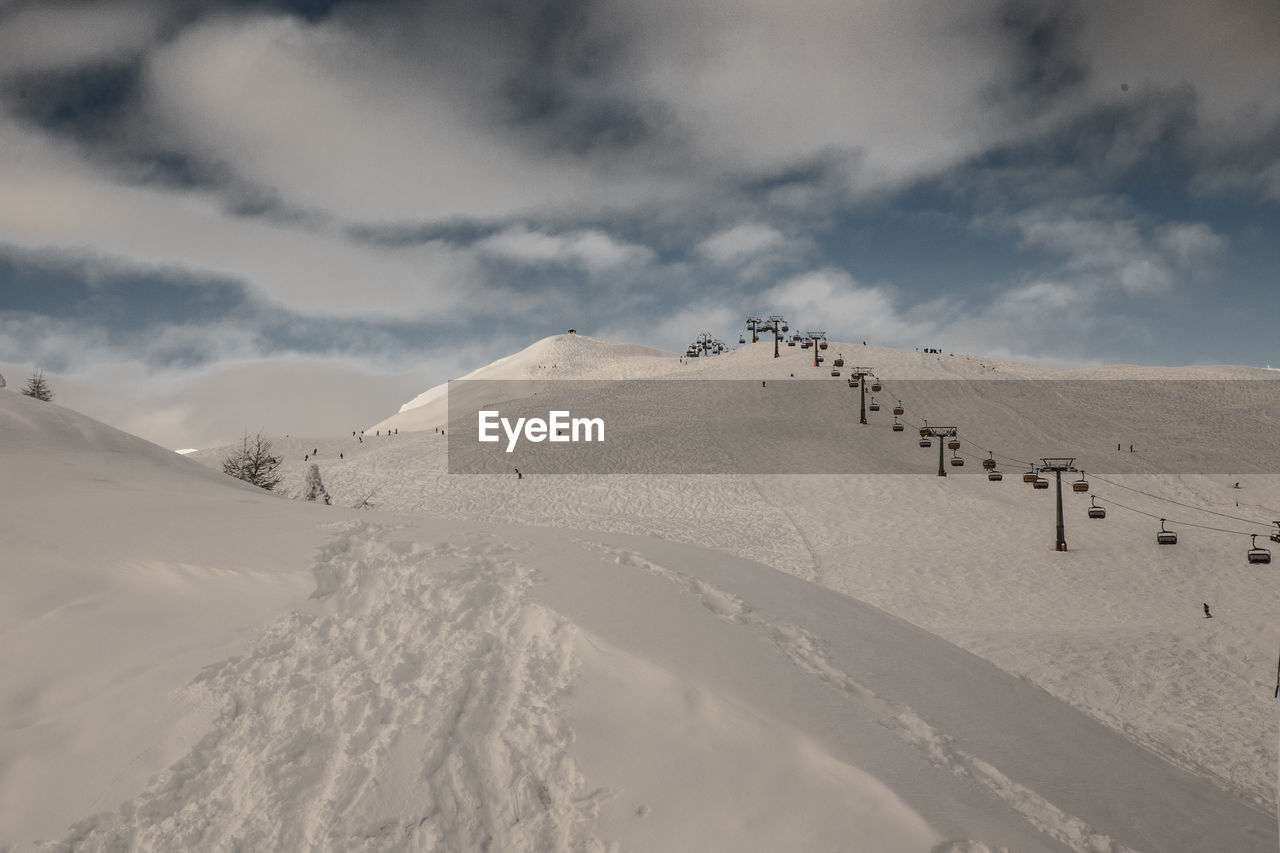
[1039,457,1079,551]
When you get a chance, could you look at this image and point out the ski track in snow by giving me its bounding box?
[48,522,607,853]
[587,542,1140,853]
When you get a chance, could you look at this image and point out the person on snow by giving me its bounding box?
[1204,603,1212,618]
[514,468,522,480]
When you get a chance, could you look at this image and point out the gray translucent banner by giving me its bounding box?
[446,379,1280,475]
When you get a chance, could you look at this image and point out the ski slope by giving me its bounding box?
[4,335,1280,852]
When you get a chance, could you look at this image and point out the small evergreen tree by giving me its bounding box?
[303,463,331,504]
[222,432,283,491]
[21,369,53,401]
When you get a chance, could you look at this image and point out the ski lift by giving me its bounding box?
[1087,497,1106,519]
[893,403,904,416]
[1033,476,1049,489]
[817,355,825,363]
[792,334,802,341]
[1270,522,1280,544]
[781,323,789,332]
[847,376,856,387]
[834,356,845,367]
[870,381,882,392]
[892,420,905,432]
[1247,534,1272,564]
[1022,469,1039,483]
[987,470,1003,481]
[819,341,828,350]
[950,454,965,467]
[947,437,960,451]
[869,401,880,412]
[1072,472,1089,493]
[787,340,796,346]
[831,368,840,377]
[982,454,996,470]
[919,422,930,437]
[919,437,932,448]
[1156,518,1178,545]
[739,335,746,344]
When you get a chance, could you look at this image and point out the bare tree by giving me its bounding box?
[21,369,53,401]
[222,432,283,491]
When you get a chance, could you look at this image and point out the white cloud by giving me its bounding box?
[1002,202,1227,296]
[475,226,656,273]
[141,15,681,223]
[697,223,790,265]
[0,1,159,73]
[765,268,935,346]
[0,120,499,318]
[1156,222,1227,265]
[603,0,1030,193]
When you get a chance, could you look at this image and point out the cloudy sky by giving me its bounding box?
[1,0,1277,449]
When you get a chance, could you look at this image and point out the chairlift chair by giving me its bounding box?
[1033,476,1049,489]
[1270,522,1280,544]
[831,368,840,377]
[892,421,905,432]
[1247,534,1271,565]
[781,323,789,332]
[1156,518,1178,545]
[819,341,828,350]
[870,381,882,392]
[919,438,932,448]
[739,335,746,344]
[951,454,965,467]
[834,356,845,367]
[1087,497,1106,519]
[1023,469,1038,483]
[982,455,996,470]
[817,355,825,363]
[869,401,880,411]
[1072,472,1089,492]
[788,340,796,346]
[893,403,904,416]
[947,438,960,450]
[988,470,1003,481]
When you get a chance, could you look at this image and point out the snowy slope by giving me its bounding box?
[372,333,1276,435]
[370,334,679,434]
[5,336,1280,852]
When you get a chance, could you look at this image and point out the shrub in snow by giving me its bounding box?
[221,432,283,491]
[21,369,53,401]
[304,463,331,504]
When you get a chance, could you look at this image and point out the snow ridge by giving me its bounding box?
[597,544,1141,853]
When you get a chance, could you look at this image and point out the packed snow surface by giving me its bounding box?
[3,334,1279,852]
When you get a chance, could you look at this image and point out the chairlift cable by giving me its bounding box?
[1091,494,1261,537]
[1088,472,1272,527]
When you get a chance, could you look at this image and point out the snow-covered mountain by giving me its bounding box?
[4,338,1279,852]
